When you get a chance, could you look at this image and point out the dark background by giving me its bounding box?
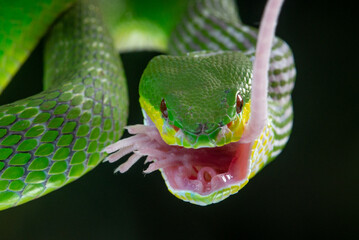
[0,0,358,239]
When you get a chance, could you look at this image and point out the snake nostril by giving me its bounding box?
[191,123,218,134]
[199,124,205,133]
[197,123,208,134]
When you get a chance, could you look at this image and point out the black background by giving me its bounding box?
[0,0,358,239]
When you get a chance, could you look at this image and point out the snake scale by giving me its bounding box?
[0,0,295,209]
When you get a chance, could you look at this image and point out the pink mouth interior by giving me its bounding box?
[105,125,252,196]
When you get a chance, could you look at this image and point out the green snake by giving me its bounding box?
[0,0,295,209]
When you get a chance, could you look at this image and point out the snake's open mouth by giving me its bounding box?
[105,124,251,199]
[158,135,251,196]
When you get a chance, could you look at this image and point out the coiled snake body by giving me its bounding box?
[0,0,295,209]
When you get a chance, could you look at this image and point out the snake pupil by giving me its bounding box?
[160,99,168,119]
[236,93,243,114]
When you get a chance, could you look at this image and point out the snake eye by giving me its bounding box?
[160,99,168,119]
[236,93,243,114]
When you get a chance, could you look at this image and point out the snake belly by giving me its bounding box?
[0,0,128,210]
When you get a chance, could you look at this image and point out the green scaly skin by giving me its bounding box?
[141,0,294,153]
[0,0,128,210]
[140,51,252,137]
[0,0,76,92]
[0,0,295,208]
[125,0,295,205]
[99,0,190,52]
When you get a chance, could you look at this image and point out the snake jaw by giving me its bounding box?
[103,0,289,205]
[159,140,252,205]
[140,97,252,149]
[104,123,253,206]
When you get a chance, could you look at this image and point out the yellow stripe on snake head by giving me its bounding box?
[140,96,252,148]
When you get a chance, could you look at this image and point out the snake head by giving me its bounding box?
[105,0,288,206]
[105,51,255,205]
[139,51,253,148]
[106,51,275,205]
